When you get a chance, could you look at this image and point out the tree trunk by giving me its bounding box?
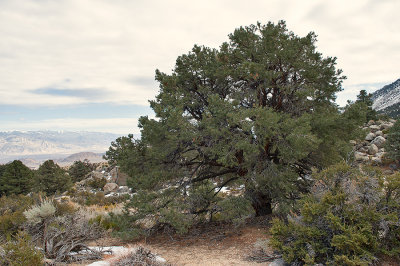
[248,190,273,216]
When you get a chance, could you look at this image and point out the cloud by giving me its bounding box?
[32,87,109,100]
[0,0,399,131]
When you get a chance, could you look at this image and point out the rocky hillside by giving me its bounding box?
[372,78,400,117]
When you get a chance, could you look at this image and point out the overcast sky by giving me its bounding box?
[1,0,399,135]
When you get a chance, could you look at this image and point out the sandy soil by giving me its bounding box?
[134,221,273,266]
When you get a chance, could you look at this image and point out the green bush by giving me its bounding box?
[385,120,400,162]
[87,177,107,190]
[71,190,130,206]
[270,163,400,265]
[0,232,43,266]
[0,195,34,239]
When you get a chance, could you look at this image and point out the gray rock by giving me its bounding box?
[371,157,382,164]
[381,123,393,130]
[359,147,368,153]
[371,136,386,148]
[269,258,286,266]
[355,152,369,162]
[367,120,375,126]
[103,183,119,194]
[368,144,378,155]
[365,132,375,141]
[389,119,396,123]
[91,171,104,179]
[117,186,130,193]
[375,131,383,137]
[369,125,380,132]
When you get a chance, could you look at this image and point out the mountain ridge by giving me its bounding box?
[372,78,400,117]
[0,130,119,164]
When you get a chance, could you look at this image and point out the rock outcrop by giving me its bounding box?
[352,119,395,165]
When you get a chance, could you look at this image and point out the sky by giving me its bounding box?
[1,0,399,135]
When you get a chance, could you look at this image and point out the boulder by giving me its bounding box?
[367,120,375,126]
[369,125,380,132]
[365,132,375,141]
[359,147,368,153]
[91,171,104,179]
[103,183,119,194]
[269,258,286,266]
[371,136,386,148]
[375,131,383,137]
[349,140,357,145]
[381,123,393,130]
[118,186,130,193]
[371,157,382,164]
[389,119,396,123]
[355,152,369,162]
[368,144,378,155]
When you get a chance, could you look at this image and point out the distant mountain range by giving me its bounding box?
[0,131,120,166]
[372,78,400,117]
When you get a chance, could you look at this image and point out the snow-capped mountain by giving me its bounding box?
[372,78,400,117]
[0,131,119,163]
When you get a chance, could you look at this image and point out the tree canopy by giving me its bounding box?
[0,160,34,196]
[35,160,71,195]
[106,21,365,232]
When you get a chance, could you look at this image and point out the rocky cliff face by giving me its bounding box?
[353,119,396,165]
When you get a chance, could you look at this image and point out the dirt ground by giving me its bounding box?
[133,220,273,266]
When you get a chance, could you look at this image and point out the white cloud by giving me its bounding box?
[0,0,399,111]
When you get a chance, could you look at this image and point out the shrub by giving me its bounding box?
[87,177,107,190]
[0,232,43,266]
[68,160,94,182]
[0,195,34,239]
[23,199,56,224]
[71,191,130,206]
[270,163,400,265]
[385,120,400,162]
[111,246,168,266]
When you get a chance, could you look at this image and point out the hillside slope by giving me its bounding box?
[372,78,400,117]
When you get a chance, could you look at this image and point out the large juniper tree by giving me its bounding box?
[106,21,364,230]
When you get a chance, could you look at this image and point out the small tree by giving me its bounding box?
[0,160,34,196]
[356,89,377,122]
[385,120,400,161]
[68,160,94,183]
[34,160,72,195]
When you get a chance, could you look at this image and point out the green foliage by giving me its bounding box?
[34,160,72,195]
[87,176,107,190]
[0,194,34,239]
[107,21,364,234]
[270,163,400,265]
[68,160,94,182]
[0,160,34,196]
[356,90,377,122]
[71,190,129,206]
[385,120,400,161]
[0,232,43,266]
